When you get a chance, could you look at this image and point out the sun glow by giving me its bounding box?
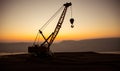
[0,31,119,42]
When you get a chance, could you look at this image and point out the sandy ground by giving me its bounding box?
[0,52,120,71]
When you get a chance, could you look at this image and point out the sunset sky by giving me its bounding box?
[0,0,120,42]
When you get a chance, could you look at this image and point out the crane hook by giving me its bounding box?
[70,18,74,28]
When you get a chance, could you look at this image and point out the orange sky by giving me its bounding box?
[0,0,120,42]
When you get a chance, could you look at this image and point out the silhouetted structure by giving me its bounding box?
[28,2,74,57]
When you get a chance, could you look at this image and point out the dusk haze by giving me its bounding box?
[0,0,119,42]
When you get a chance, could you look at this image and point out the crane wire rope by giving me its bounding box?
[33,32,39,45]
[33,6,64,44]
[70,5,74,28]
[70,5,72,18]
[39,6,64,31]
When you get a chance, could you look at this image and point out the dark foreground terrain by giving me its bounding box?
[0,52,120,71]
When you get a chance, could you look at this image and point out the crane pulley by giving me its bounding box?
[28,2,74,57]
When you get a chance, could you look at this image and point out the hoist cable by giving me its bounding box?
[34,6,64,44]
[37,34,40,44]
[70,6,72,18]
[33,32,39,45]
[39,6,64,31]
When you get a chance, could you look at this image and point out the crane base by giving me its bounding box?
[28,45,53,57]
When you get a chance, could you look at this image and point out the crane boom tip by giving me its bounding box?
[64,2,72,7]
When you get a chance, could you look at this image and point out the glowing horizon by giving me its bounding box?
[0,31,119,42]
[0,0,120,42]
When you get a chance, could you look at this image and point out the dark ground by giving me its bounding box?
[0,52,120,71]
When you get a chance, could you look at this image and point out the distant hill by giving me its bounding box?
[0,42,32,53]
[0,38,120,53]
[51,38,120,52]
